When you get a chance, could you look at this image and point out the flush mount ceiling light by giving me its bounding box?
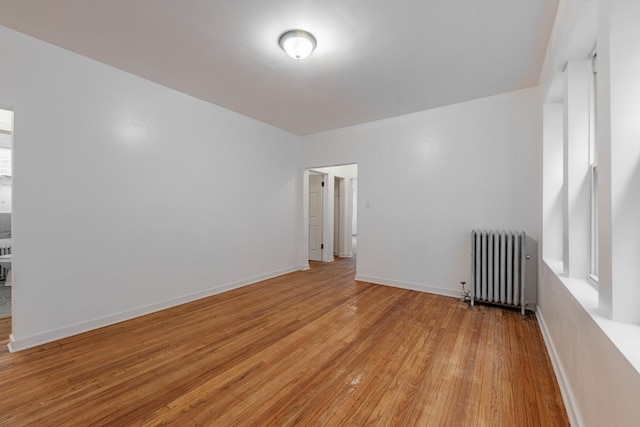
[278,29,317,60]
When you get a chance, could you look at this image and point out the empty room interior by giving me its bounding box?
[0,0,639,425]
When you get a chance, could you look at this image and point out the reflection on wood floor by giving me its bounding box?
[0,257,568,426]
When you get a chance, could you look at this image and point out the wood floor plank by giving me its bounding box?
[0,258,569,426]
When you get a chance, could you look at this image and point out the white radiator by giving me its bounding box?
[470,230,528,315]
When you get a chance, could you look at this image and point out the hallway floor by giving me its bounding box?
[0,284,10,318]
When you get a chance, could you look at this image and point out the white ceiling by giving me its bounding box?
[0,0,558,135]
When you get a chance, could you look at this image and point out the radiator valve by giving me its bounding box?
[460,281,470,301]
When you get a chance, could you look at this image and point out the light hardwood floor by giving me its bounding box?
[0,258,568,426]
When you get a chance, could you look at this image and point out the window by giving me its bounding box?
[588,54,598,284]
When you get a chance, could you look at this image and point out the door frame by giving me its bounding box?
[302,165,357,269]
[333,177,342,257]
[0,106,14,334]
[307,171,325,262]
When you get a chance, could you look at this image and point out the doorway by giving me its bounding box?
[305,164,358,266]
[351,178,357,256]
[0,108,13,347]
[334,177,342,257]
[308,172,324,261]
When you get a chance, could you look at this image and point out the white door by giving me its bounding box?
[309,174,323,261]
[334,178,340,256]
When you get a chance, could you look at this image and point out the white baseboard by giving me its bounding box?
[8,265,300,353]
[338,253,352,258]
[354,274,460,299]
[300,263,310,271]
[536,307,581,427]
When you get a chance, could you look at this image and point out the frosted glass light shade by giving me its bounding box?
[279,30,317,60]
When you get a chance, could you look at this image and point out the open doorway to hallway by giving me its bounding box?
[306,164,358,266]
[0,108,13,347]
[308,172,324,262]
[351,177,357,257]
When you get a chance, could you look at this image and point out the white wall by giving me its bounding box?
[542,103,564,264]
[538,265,640,427]
[302,87,541,295]
[0,25,302,351]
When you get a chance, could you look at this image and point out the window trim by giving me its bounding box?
[588,53,599,284]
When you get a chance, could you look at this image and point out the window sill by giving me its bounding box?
[552,267,640,375]
[545,258,564,275]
